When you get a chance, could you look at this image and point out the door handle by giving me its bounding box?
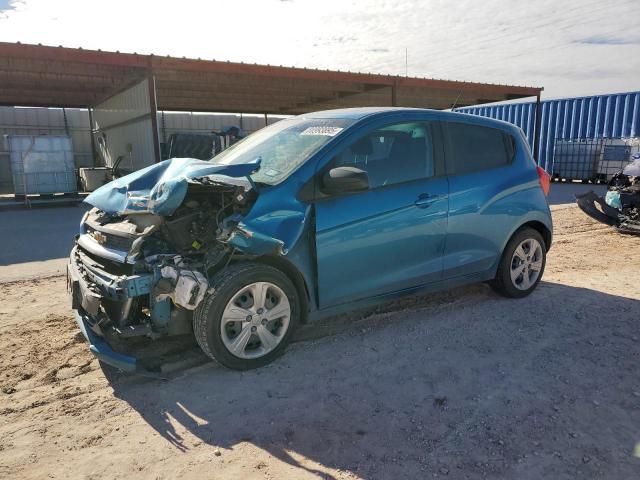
[414,193,441,208]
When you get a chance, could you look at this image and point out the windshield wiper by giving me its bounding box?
[246,156,262,192]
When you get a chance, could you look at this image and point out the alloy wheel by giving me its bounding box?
[220,282,291,359]
[509,238,543,290]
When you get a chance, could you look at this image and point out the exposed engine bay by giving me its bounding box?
[85,180,256,263]
[576,156,640,235]
[69,177,260,345]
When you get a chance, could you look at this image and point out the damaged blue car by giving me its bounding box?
[68,107,553,371]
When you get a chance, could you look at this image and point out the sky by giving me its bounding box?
[1,0,639,100]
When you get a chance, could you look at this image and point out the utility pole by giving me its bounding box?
[405,48,408,77]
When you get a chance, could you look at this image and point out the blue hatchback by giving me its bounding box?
[69,107,552,370]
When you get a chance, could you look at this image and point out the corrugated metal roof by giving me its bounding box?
[0,42,542,114]
[457,91,640,171]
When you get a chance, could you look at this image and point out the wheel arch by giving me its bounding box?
[502,218,552,256]
[519,220,552,252]
[252,255,311,323]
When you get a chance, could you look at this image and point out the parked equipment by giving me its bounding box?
[78,167,109,192]
[166,133,221,160]
[164,127,246,161]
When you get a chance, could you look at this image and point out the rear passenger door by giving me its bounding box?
[441,121,517,278]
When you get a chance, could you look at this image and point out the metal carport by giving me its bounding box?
[0,42,541,112]
[0,41,542,167]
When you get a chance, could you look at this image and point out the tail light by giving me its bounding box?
[536,165,551,196]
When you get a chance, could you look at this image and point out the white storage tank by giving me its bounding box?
[598,139,631,181]
[7,135,76,196]
[552,139,601,181]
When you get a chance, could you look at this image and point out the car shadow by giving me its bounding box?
[104,281,640,478]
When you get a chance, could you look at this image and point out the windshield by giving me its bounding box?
[211,117,355,185]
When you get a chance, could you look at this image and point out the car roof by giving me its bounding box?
[303,107,426,120]
[301,107,520,132]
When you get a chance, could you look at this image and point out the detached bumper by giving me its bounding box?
[575,191,640,235]
[74,310,139,372]
[575,191,619,226]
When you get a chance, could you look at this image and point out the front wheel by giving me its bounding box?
[193,262,300,370]
[490,227,546,298]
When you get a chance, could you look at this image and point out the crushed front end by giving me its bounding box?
[68,159,262,372]
[576,157,640,235]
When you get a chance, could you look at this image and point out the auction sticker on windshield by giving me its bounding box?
[300,126,344,136]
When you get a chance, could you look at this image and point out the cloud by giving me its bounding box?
[576,35,640,45]
[0,0,18,18]
[0,0,639,99]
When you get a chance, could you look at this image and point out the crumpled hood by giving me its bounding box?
[85,157,260,216]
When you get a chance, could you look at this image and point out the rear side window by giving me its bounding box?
[445,122,515,175]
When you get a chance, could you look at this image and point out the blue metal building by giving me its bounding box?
[457,91,640,172]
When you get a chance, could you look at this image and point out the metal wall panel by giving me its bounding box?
[457,91,640,172]
[92,79,156,171]
[93,81,151,131]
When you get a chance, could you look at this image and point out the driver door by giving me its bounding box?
[314,120,449,308]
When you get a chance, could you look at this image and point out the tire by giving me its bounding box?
[193,262,300,370]
[490,227,546,298]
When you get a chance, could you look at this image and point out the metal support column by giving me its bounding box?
[88,107,98,167]
[533,92,542,164]
[62,108,70,136]
[147,75,161,163]
[391,79,398,107]
[161,111,167,144]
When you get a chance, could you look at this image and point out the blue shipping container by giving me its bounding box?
[456,91,640,172]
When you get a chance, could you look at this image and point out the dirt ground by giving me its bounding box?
[1,204,639,480]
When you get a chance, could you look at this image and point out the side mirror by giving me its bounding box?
[321,166,369,195]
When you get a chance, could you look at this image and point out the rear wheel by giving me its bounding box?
[193,262,300,370]
[490,227,546,298]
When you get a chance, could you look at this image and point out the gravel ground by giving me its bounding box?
[0,204,639,480]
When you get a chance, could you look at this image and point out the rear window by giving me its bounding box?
[445,123,515,175]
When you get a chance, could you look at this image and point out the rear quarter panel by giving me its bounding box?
[442,119,552,279]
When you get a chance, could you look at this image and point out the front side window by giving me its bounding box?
[445,122,515,175]
[212,117,355,185]
[333,122,435,189]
